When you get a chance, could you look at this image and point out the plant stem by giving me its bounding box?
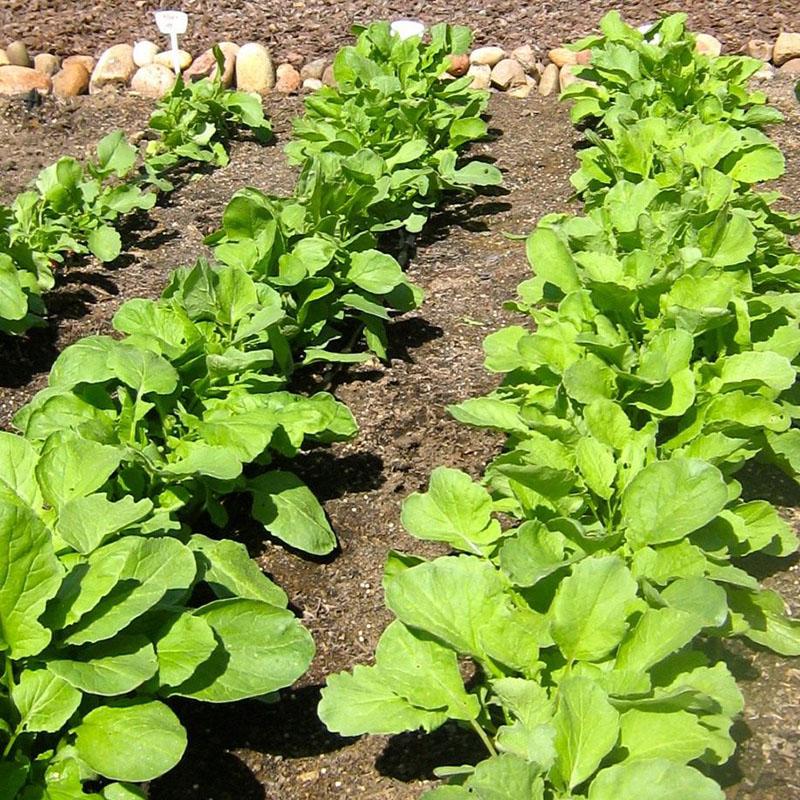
[469,719,497,758]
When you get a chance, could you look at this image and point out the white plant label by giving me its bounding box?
[390,19,426,41]
[155,10,188,74]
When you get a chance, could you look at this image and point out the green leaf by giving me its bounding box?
[621,459,728,547]
[375,621,479,720]
[616,607,705,672]
[347,249,404,294]
[48,635,158,696]
[552,675,620,791]
[464,754,546,800]
[74,700,187,782]
[620,709,719,763]
[250,470,336,555]
[154,612,218,688]
[190,534,287,606]
[61,536,197,647]
[384,555,509,660]
[169,599,314,702]
[56,494,153,555]
[584,399,633,450]
[108,344,178,396]
[588,759,724,800]
[0,492,64,658]
[401,467,502,554]
[0,431,42,507]
[526,228,580,294]
[88,226,122,263]
[576,437,616,499]
[319,664,447,736]
[11,668,82,733]
[36,435,122,510]
[550,556,637,662]
[499,522,570,587]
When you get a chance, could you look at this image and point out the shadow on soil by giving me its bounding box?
[150,685,348,800]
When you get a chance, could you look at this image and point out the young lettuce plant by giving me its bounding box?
[287,21,502,232]
[13,261,355,555]
[562,11,782,130]
[320,472,744,799]
[0,438,313,798]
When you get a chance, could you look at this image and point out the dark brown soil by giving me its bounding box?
[1,11,799,800]
[1,0,798,64]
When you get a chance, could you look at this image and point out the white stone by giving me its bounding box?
[470,46,505,67]
[133,40,159,67]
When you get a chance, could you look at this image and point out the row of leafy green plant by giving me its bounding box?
[0,49,271,335]
[319,12,800,800]
[0,22,502,799]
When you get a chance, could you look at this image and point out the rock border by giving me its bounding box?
[0,30,796,101]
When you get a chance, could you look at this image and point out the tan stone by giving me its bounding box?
[447,53,470,77]
[302,77,322,91]
[33,53,60,76]
[0,65,51,95]
[322,64,336,86]
[275,62,301,93]
[300,58,326,81]
[576,49,592,65]
[538,63,560,96]
[284,50,304,68]
[491,58,526,90]
[548,47,577,67]
[511,44,537,74]
[89,44,135,94]
[133,40,159,67]
[779,58,800,75]
[695,33,722,57]
[154,50,193,71]
[559,64,579,92]
[6,40,32,68]
[0,49,8,67]
[746,38,773,62]
[774,32,800,66]
[752,63,775,81]
[131,63,176,98]
[235,42,275,93]
[469,46,505,67]
[508,83,532,99]
[184,42,238,86]
[63,54,95,73]
[467,63,491,90]
[52,62,90,97]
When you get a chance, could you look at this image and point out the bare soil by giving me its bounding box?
[0,8,799,800]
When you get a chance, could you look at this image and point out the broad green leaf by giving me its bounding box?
[385,555,509,660]
[621,459,728,547]
[588,759,724,800]
[550,556,637,662]
[553,675,619,791]
[499,522,570,587]
[576,437,616,499]
[250,470,336,555]
[616,607,705,672]
[88,225,122,263]
[170,598,314,701]
[0,432,41,507]
[319,664,447,736]
[465,754,546,800]
[36,435,122,509]
[401,467,502,554]
[61,536,197,646]
[347,249,404,294]
[56,494,153,555]
[108,344,178,396]
[162,441,243,481]
[448,397,529,434]
[0,493,63,658]
[74,700,187,782]
[584,399,633,450]
[11,668,82,733]
[376,621,479,720]
[620,709,717,763]
[190,534,287,606]
[526,228,580,293]
[48,635,158,696]
[154,612,218,688]
[48,336,118,388]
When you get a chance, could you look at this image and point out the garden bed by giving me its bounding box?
[1,70,799,797]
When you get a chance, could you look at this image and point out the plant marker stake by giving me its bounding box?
[390,19,426,41]
[154,10,188,75]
